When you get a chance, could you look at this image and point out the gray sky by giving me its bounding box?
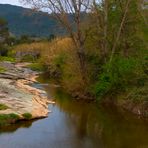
[0,0,28,7]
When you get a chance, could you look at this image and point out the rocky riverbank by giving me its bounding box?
[0,61,54,125]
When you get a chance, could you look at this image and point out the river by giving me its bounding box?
[0,78,148,148]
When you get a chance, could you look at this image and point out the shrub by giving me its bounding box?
[0,113,19,126]
[22,113,32,120]
[0,45,8,56]
[0,56,16,62]
[0,104,9,110]
[9,113,20,120]
[93,56,142,100]
[0,66,6,72]
[28,62,46,71]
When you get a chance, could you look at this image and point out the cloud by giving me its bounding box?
[0,0,28,7]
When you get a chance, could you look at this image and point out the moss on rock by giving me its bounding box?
[0,113,20,126]
[0,104,9,110]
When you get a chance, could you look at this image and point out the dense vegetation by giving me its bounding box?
[0,18,10,57]
[1,1,148,105]
[15,0,147,102]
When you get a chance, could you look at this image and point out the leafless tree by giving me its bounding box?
[22,0,94,84]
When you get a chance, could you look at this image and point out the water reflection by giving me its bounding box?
[0,81,148,148]
[0,120,33,133]
[45,86,148,148]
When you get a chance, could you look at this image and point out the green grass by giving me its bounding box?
[28,63,45,71]
[0,104,9,110]
[0,66,6,72]
[0,113,20,126]
[0,56,16,62]
[22,113,32,120]
[21,55,37,62]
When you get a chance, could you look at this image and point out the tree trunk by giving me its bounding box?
[77,43,87,85]
[103,0,108,60]
[109,0,131,64]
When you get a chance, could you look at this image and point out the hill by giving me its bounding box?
[0,4,64,37]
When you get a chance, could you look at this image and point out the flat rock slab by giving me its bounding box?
[0,62,54,120]
[0,78,33,116]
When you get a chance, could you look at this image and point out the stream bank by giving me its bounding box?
[0,80,148,148]
[0,61,54,126]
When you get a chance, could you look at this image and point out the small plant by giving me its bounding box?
[21,54,36,62]
[0,104,9,110]
[22,113,32,120]
[0,66,6,72]
[9,113,20,120]
[0,46,8,56]
[0,56,16,62]
[28,63,46,71]
[0,113,20,126]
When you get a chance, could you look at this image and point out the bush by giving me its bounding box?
[93,56,142,100]
[0,56,16,62]
[0,45,8,56]
[0,113,20,126]
[0,104,9,110]
[28,62,46,71]
[21,54,36,62]
[9,113,20,120]
[22,113,32,120]
[0,66,6,72]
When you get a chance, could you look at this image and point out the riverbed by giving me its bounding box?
[0,80,148,148]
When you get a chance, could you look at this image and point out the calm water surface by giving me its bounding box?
[0,80,148,148]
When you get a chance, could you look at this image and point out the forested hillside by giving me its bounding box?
[0,4,63,37]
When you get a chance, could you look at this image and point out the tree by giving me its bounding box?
[93,0,146,62]
[48,34,55,41]
[0,18,9,43]
[92,0,109,61]
[0,18,9,56]
[22,0,94,84]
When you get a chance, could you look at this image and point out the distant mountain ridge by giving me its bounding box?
[0,4,64,37]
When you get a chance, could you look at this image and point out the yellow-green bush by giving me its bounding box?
[40,38,86,93]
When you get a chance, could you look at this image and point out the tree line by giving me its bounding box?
[18,0,148,100]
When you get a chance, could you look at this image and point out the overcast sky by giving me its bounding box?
[0,0,28,7]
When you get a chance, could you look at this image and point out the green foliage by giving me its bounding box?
[0,56,16,62]
[0,44,8,56]
[10,1,147,103]
[0,17,9,38]
[93,56,144,100]
[0,113,19,126]
[18,35,33,44]
[22,113,32,120]
[143,55,148,75]
[21,54,37,62]
[45,52,68,80]
[8,113,19,120]
[53,52,67,67]
[0,45,16,62]
[129,86,148,103]
[0,66,6,72]
[0,104,9,110]
[28,62,46,71]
